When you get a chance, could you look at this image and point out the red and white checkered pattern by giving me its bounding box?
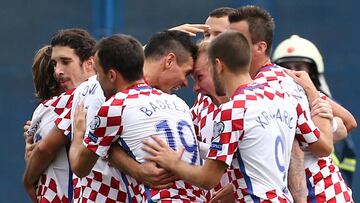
[306,156,354,203]
[190,94,217,143]
[73,170,130,203]
[190,93,235,201]
[28,96,71,202]
[207,82,322,202]
[85,83,206,202]
[255,64,353,202]
[53,88,75,136]
[36,174,69,203]
[65,76,134,202]
[294,102,321,147]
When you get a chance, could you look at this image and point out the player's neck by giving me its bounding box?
[143,60,157,87]
[250,56,271,79]
[225,73,253,98]
[211,95,229,106]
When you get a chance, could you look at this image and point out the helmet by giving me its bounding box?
[272,35,324,73]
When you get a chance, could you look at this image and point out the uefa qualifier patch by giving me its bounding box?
[90,116,101,130]
[213,121,225,138]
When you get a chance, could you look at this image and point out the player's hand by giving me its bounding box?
[25,135,36,161]
[23,177,37,203]
[143,135,185,171]
[310,97,333,120]
[74,102,87,139]
[23,120,32,139]
[209,184,235,203]
[169,24,210,37]
[137,161,177,190]
[285,70,319,100]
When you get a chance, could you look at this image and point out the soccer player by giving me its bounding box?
[190,40,236,202]
[102,30,200,193]
[69,34,206,202]
[228,5,355,202]
[142,30,197,93]
[23,28,97,202]
[23,45,66,202]
[143,31,332,202]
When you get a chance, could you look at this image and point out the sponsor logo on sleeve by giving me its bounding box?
[210,142,222,151]
[88,132,98,143]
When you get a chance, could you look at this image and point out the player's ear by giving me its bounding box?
[83,56,95,72]
[164,52,176,70]
[214,58,224,74]
[254,41,267,56]
[107,69,117,83]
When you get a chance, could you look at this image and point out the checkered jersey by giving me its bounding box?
[28,96,71,202]
[305,157,354,202]
[190,93,217,143]
[255,64,353,202]
[190,93,235,201]
[53,88,76,136]
[207,82,321,202]
[58,76,132,203]
[84,83,206,202]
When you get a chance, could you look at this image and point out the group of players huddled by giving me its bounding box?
[23,5,356,203]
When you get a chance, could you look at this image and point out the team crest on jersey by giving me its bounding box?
[90,116,101,130]
[213,121,224,138]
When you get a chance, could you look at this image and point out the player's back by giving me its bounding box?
[115,84,205,202]
[210,83,298,202]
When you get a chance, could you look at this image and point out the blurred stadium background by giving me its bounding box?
[1,0,359,201]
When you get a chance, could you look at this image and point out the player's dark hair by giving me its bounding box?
[208,7,236,18]
[51,28,96,62]
[144,30,198,65]
[32,46,61,100]
[208,31,251,73]
[95,34,144,82]
[229,5,275,56]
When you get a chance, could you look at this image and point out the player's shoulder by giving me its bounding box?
[42,96,59,107]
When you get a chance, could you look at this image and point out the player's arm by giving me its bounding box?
[108,144,175,189]
[328,97,357,133]
[23,120,37,161]
[309,96,348,142]
[287,70,333,157]
[288,140,307,203]
[69,102,98,178]
[143,135,227,190]
[23,126,69,199]
[332,116,348,143]
[169,24,210,37]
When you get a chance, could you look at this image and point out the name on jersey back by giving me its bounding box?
[139,99,186,117]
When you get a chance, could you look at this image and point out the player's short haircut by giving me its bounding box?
[197,40,210,55]
[95,34,144,82]
[208,31,251,73]
[51,28,96,62]
[32,46,60,100]
[229,5,275,56]
[144,30,198,65]
[208,7,236,18]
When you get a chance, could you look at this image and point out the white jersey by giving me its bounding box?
[254,64,353,202]
[84,83,206,202]
[28,93,73,203]
[56,75,132,203]
[207,82,320,202]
